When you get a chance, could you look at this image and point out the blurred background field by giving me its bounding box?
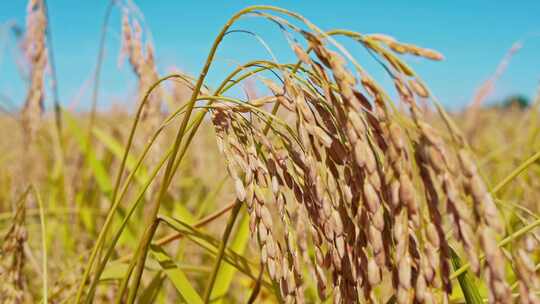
[0,1,539,303]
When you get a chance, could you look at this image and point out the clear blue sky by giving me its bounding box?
[0,1,539,111]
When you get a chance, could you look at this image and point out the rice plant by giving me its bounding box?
[0,1,539,303]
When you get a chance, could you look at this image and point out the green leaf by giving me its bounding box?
[450,247,483,304]
[157,215,273,291]
[149,244,204,304]
[93,127,149,183]
[65,114,112,196]
[385,295,396,304]
[100,259,160,281]
[211,210,250,303]
[172,202,196,226]
[101,261,130,281]
[139,271,165,304]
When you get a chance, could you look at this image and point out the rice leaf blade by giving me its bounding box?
[211,210,250,303]
[149,244,204,304]
[450,247,483,304]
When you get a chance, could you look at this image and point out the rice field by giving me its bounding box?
[0,1,539,303]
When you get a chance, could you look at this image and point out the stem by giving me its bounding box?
[42,0,62,133]
[113,219,159,304]
[85,6,334,302]
[126,219,160,303]
[247,263,264,304]
[84,145,173,304]
[491,150,540,194]
[116,199,237,264]
[450,218,540,279]
[74,75,180,304]
[449,150,540,278]
[121,7,272,300]
[80,71,251,300]
[155,200,237,246]
[86,0,115,150]
[202,199,243,303]
[32,186,48,304]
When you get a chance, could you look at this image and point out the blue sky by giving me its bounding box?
[0,1,539,111]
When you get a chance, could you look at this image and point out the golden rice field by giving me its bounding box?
[0,1,539,303]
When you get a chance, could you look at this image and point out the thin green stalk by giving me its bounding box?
[82,100,196,299]
[120,7,279,300]
[246,263,264,304]
[43,0,62,133]
[84,146,173,303]
[163,58,305,188]
[157,215,268,284]
[490,150,540,194]
[113,219,160,304]
[0,207,81,222]
[74,74,181,303]
[85,0,115,149]
[202,200,242,303]
[82,90,222,301]
[157,4,311,190]
[450,217,540,279]
[43,1,69,248]
[125,219,160,303]
[114,250,140,303]
[32,186,48,304]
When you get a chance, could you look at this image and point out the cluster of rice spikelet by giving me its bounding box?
[0,194,28,304]
[514,236,540,304]
[21,0,48,144]
[210,22,535,303]
[120,8,162,132]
